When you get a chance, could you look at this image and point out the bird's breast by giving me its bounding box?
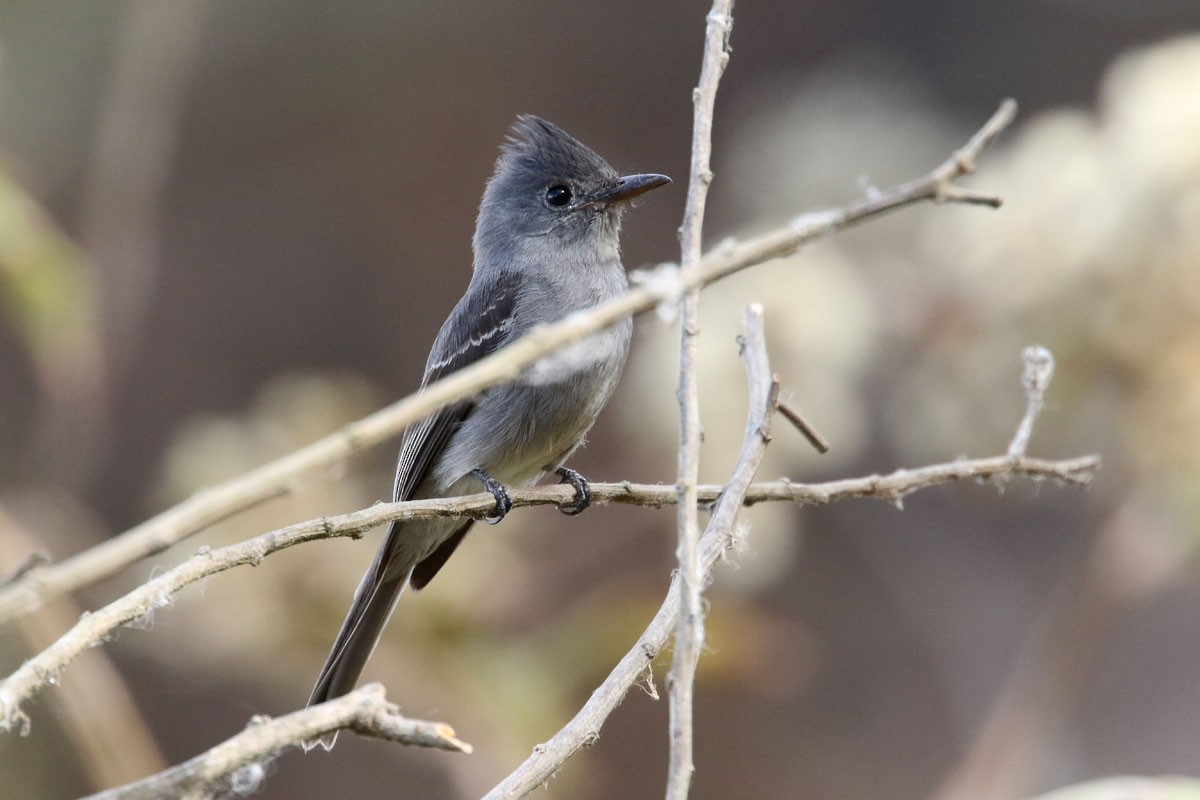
[522,323,630,386]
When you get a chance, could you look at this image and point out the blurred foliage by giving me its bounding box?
[924,36,1200,526]
[0,167,103,415]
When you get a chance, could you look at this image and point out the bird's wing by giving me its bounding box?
[393,270,520,502]
[309,276,521,710]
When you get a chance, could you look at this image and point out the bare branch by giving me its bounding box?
[0,101,1018,625]
[80,684,469,800]
[668,1,734,797]
[0,451,1098,730]
[0,455,1098,733]
[487,304,779,800]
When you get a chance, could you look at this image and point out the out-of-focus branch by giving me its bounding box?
[0,99,1018,625]
[668,2,734,798]
[50,1,209,490]
[486,304,779,800]
[0,452,1100,734]
[1008,345,1055,459]
[930,354,1175,800]
[80,684,469,800]
[81,1,207,361]
[0,508,167,789]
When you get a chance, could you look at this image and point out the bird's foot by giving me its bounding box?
[471,468,512,524]
[555,467,591,516]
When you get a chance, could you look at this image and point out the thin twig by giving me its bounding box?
[0,100,1019,626]
[80,684,469,800]
[777,395,831,454]
[668,2,734,798]
[486,304,779,800]
[1007,345,1055,459]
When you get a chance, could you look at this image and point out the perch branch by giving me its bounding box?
[0,455,1097,730]
[0,455,1099,730]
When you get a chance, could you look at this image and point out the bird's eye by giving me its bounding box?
[545,184,572,207]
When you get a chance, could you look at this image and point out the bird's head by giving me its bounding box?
[474,115,670,261]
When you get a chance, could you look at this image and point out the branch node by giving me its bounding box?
[0,690,30,736]
[230,762,267,795]
[319,516,337,539]
[953,149,978,175]
[857,175,884,201]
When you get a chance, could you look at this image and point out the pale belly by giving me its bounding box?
[432,320,631,489]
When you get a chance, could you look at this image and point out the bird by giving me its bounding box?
[307,115,670,724]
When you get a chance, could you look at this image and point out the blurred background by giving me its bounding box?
[2,1,1200,798]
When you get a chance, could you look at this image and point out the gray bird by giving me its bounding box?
[308,116,669,716]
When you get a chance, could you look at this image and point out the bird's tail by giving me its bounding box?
[305,523,412,749]
[308,568,408,708]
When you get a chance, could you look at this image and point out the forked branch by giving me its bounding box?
[0,100,1020,626]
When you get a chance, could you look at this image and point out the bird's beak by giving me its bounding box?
[586,173,672,207]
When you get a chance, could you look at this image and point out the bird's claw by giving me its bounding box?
[472,468,512,524]
[555,467,591,516]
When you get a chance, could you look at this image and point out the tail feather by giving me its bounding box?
[410,524,472,589]
[307,514,476,750]
[307,517,474,750]
[308,563,409,710]
[305,533,409,751]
